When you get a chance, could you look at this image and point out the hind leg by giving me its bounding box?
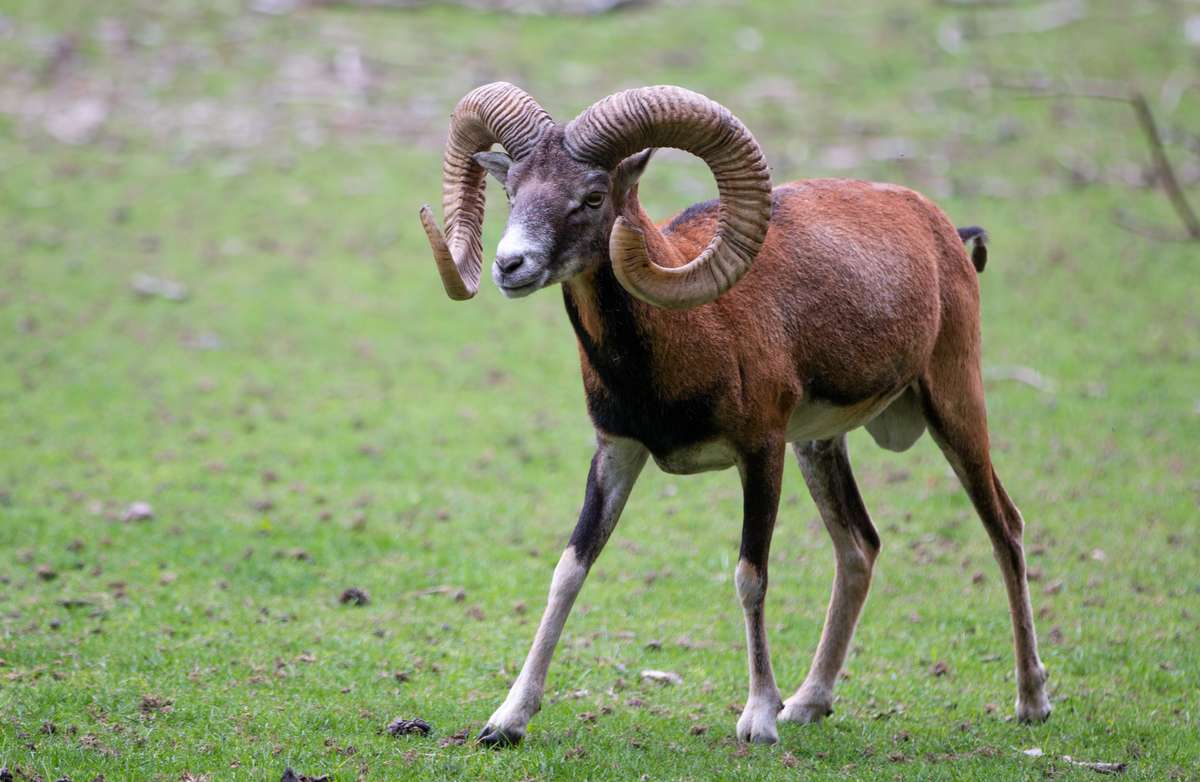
[780,436,880,724]
[919,359,1051,723]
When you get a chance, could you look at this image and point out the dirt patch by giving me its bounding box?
[339,587,370,606]
[140,694,174,715]
[280,769,329,782]
[385,717,431,736]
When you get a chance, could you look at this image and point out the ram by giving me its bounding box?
[418,82,1050,746]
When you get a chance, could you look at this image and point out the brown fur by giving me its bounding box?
[561,175,1049,735]
[565,178,963,455]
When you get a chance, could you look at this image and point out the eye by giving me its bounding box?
[583,191,606,209]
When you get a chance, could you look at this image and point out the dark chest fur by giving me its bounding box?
[562,267,720,457]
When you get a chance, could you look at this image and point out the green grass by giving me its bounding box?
[2,1,1198,779]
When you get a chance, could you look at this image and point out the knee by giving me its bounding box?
[836,537,877,589]
[1005,508,1025,540]
[994,529,1023,554]
[837,548,873,585]
[989,529,1026,573]
[735,559,767,609]
[550,547,588,598]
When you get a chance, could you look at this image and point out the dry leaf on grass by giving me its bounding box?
[121,501,154,522]
[640,669,683,685]
[131,274,188,301]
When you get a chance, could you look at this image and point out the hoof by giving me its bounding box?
[735,698,781,745]
[743,729,779,745]
[779,699,833,725]
[1016,695,1052,724]
[735,723,779,745]
[1016,664,1051,724]
[476,724,523,747]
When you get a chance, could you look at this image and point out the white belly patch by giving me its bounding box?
[652,439,737,475]
[785,395,897,443]
[642,393,905,476]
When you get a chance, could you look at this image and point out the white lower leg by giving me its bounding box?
[995,546,1051,723]
[944,454,1050,725]
[735,559,782,744]
[781,552,871,723]
[785,440,876,725]
[482,548,587,741]
[478,438,647,746]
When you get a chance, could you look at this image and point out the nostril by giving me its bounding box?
[496,254,525,274]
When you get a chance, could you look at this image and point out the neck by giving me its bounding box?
[561,197,700,388]
[559,219,722,457]
[562,261,637,360]
[561,198,643,349]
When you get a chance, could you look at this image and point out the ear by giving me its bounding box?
[473,151,513,186]
[613,148,655,196]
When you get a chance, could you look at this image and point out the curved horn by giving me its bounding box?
[419,82,554,300]
[564,86,772,309]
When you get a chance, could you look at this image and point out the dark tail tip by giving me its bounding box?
[957,225,988,272]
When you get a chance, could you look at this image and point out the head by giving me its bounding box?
[473,132,654,298]
[418,82,773,309]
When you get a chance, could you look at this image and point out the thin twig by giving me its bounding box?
[984,365,1056,393]
[1126,91,1200,239]
[935,0,1031,6]
[995,77,1200,240]
[964,0,1090,36]
[1112,210,1200,242]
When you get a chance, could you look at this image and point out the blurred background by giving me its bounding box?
[1,1,1197,780]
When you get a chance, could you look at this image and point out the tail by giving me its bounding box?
[957,226,988,272]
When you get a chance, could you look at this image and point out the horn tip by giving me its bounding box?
[445,288,477,301]
[419,204,445,239]
[612,215,643,236]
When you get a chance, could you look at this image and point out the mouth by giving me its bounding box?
[495,271,548,298]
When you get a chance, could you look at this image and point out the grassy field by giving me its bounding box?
[2,1,1198,779]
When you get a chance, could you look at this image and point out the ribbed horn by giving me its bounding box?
[419,82,555,300]
[564,86,772,309]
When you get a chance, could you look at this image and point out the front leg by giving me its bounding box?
[734,440,786,744]
[477,435,647,746]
